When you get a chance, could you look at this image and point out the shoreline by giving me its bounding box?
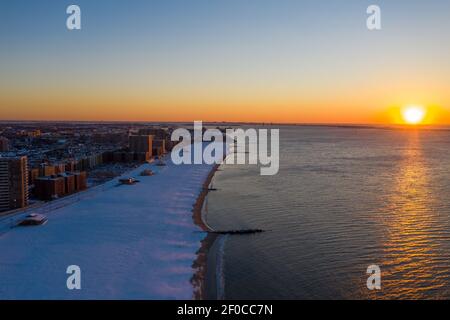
[191,163,221,300]
[192,163,220,232]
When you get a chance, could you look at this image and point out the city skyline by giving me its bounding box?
[1,0,450,124]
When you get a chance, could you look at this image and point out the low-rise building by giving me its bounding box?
[28,168,39,185]
[34,176,65,200]
[34,171,87,200]
[39,164,56,177]
[54,163,66,174]
[65,161,76,172]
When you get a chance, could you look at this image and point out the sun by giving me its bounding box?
[402,106,426,125]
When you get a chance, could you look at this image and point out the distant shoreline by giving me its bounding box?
[2,120,450,133]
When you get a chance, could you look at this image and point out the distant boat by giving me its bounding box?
[18,213,48,226]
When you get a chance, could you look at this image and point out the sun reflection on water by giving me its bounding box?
[379,131,445,299]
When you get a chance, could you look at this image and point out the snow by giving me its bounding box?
[0,142,217,300]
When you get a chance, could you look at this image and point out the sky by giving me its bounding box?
[1,0,450,124]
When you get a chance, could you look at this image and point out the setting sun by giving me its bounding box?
[402,106,426,125]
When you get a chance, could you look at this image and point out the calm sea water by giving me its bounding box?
[205,126,450,299]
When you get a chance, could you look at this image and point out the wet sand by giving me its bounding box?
[192,164,220,232]
[191,163,221,300]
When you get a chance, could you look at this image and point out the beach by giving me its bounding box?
[192,163,220,232]
[191,146,231,300]
[0,142,221,299]
[190,163,220,299]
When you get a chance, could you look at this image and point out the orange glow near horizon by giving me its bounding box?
[1,86,450,124]
[0,102,449,125]
[3,1,450,126]
[2,57,450,125]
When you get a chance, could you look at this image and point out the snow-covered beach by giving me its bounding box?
[0,143,219,299]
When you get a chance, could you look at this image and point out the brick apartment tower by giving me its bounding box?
[0,137,9,152]
[0,156,29,212]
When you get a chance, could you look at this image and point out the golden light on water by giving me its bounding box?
[379,133,444,299]
[402,106,426,125]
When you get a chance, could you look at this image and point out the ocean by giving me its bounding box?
[204,125,450,299]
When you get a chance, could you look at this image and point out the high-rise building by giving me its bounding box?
[138,128,168,140]
[0,156,29,212]
[0,137,9,152]
[129,135,153,154]
[153,139,166,154]
[0,160,8,211]
[73,171,87,191]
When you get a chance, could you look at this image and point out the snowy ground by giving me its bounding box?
[0,143,216,299]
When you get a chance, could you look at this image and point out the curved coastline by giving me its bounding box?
[192,164,220,232]
[191,163,220,300]
[191,148,233,300]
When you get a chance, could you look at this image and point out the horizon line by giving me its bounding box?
[2,119,450,129]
